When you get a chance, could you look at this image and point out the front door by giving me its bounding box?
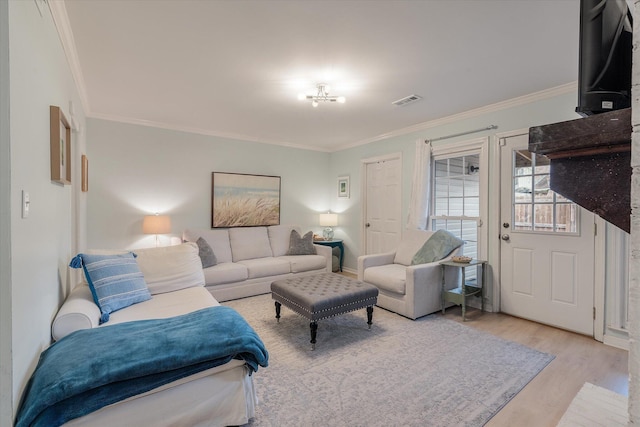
[499,134,595,335]
[363,155,402,255]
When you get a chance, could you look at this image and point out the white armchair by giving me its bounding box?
[357,229,462,320]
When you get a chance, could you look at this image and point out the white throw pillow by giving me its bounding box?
[133,242,205,294]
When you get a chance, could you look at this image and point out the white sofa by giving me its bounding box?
[358,229,463,320]
[183,224,332,302]
[47,243,263,427]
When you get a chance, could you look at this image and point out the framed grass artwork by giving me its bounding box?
[212,172,281,228]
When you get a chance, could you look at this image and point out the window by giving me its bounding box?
[513,150,577,233]
[431,154,480,280]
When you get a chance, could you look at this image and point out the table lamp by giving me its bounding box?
[319,212,338,240]
[143,214,171,247]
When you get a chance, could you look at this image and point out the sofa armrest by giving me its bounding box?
[407,245,463,290]
[313,244,333,272]
[406,260,445,285]
[357,252,396,281]
[52,285,101,341]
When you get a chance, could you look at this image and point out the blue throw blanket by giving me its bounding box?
[15,306,269,427]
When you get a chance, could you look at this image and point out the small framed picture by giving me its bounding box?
[338,176,350,198]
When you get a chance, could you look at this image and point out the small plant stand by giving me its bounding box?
[440,259,487,321]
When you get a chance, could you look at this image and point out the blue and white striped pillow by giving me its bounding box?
[69,252,151,324]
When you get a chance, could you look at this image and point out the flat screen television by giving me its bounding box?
[575,0,633,116]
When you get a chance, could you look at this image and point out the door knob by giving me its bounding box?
[501,234,510,241]
[366,223,371,228]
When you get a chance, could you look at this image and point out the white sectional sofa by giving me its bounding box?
[183,224,332,302]
[28,242,268,427]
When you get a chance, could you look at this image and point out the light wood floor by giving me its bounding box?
[443,306,628,427]
[339,272,628,425]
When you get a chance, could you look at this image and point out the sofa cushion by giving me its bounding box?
[394,229,434,266]
[229,227,273,261]
[69,252,151,324]
[203,262,249,286]
[106,286,219,326]
[52,285,219,341]
[286,230,317,255]
[133,243,206,295]
[281,255,327,273]
[183,229,232,263]
[237,257,290,278]
[363,264,407,295]
[268,225,301,256]
[196,237,217,268]
[411,229,464,265]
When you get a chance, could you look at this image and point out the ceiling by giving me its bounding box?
[59,0,581,152]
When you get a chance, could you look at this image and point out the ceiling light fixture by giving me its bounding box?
[298,83,346,107]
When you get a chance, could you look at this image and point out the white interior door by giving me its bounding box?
[364,156,402,255]
[499,134,595,336]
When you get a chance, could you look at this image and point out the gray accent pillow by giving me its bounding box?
[411,229,464,265]
[196,237,217,268]
[286,230,317,255]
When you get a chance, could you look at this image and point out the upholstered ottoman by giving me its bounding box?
[271,273,379,350]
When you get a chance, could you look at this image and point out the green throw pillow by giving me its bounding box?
[411,229,464,265]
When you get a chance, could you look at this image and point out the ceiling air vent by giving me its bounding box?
[392,94,423,107]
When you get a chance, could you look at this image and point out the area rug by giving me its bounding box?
[224,294,554,427]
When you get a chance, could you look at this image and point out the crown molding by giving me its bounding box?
[334,82,577,152]
[91,82,575,154]
[88,112,331,153]
[48,0,91,114]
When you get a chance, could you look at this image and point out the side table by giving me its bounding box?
[314,239,344,272]
[440,259,487,321]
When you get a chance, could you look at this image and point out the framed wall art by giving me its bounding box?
[212,172,281,228]
[81,154,88,192]
[338,176,350,198]
[50,105,71,185]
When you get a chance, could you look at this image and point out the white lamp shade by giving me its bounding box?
[319,213,338,227]
[143,215,171,234]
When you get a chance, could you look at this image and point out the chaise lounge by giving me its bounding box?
[18,242,268,427]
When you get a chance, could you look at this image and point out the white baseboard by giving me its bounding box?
[341,267,357,276]
[604,334,629,351]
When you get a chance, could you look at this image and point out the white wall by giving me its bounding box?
[0,1,11,425]
[6,0,86,419]
[86,118,331,250]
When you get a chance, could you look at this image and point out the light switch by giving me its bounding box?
[22,191,29,218]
